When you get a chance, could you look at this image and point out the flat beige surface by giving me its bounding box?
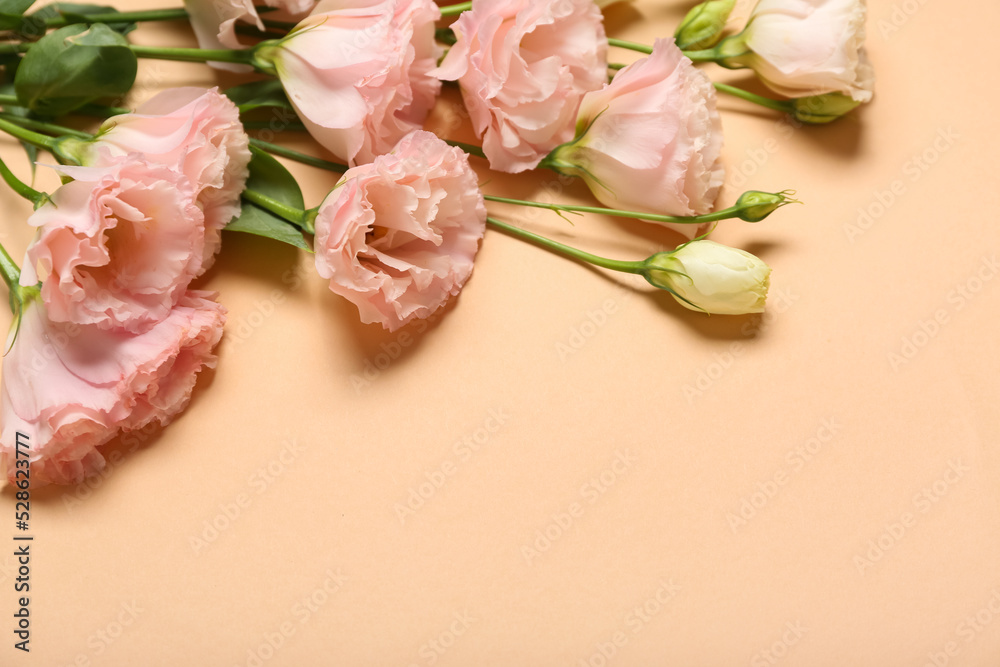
[2,0,999,665]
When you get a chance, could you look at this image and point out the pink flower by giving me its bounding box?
[20,157,208,333]
[740,0,874,102]
[73,87,251,270]
[258,0,442,166]
[313,131,486,331]
[548,39,724,238]
[433,0,608,173]
[184,0,317,67]
[0,291,225,487]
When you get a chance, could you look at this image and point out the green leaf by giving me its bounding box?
[0,0,35,14]
[225,147,310,250]
[245,145,304,209]
[224,79,293,113]
[30,3,137,34]
[14,23,137,116]
[225,204,311,251]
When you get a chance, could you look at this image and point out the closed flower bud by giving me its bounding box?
[736,190,798,222]
[791,92,862,124]
[643,240,771,314]
[674,0,736,50]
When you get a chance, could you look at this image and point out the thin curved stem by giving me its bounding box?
[484,195,746,225]
[439,1,472,17]
[43,8,190,28]
[0,154,44,207]
[249,139,347,173]
[486,217,643,275]
[129,45,257,66]
[0,114,91,140]
[0,116,60,153]
[713,82,793,113]
[607,38,652,55]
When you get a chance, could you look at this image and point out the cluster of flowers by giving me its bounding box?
[0,0,873,485]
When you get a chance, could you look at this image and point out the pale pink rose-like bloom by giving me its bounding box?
[75,87,251,270]
[314,131,486,331]
[20,157,207,334]
[184,0,317,69]
[741,0,874,102]
[0,291,225,487]
[261,0,442,166]
[432,0,608,173]
[549,39,724,239]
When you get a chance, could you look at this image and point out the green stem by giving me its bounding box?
[0,116,60,153]
[0,114,91,140]
[713,82,793,113]
[0,153,44,207]
[607,38,652,55]
[44,8,190,28]
[484,195,745,225]
[129,45,257,67]
[250,139,346,173]
[0,43,29,56]
[242,188,309,230]
[439,1,472,16]
[486,217,643,274]
[0,241,20,295]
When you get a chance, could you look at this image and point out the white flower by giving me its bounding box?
[740,0,874,102]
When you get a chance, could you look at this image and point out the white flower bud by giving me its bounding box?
[643,240,771,314]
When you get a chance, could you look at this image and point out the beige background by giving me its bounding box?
[2,0,999,665]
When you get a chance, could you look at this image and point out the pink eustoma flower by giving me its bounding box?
[0,291,225,487]
[548,39,725,238]
[21,156,211,334]
[184,0,317,63]
[260,0,442,166]
[313,131,486,331]
[433,0,608,173]
[73,87,251,270]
